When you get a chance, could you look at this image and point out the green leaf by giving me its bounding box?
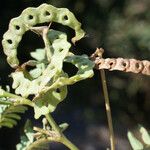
[127,131,144,150]
[3,113,21,120]
[0,104,27,128]
[30,49,46,61]
[139,126,150,145]
[29,63,46,79]
[59,123,69,131]
[0,100,12,105]
[16,120,34,150]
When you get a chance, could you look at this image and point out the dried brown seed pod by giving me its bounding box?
[91,48,150,76]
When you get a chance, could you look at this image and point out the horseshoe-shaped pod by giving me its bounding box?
[2,3,85,68]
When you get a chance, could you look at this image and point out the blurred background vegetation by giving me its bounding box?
[0,0,149,150]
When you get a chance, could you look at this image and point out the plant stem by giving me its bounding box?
[0,89,34,107]
[100,69,115,150]
[60,135,79,150]
[42,26,52,62]
[27,138,59,150]
[45,113,61,133]
[45,113,79,150]
[30,25,52,62]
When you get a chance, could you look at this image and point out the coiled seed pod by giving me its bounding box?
[91,48,150,76]
[9,17,26,36]
[21,8,38,26]
[2,3,85,68]
[38,4,56,23]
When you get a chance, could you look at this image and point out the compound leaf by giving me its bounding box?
[0,102,27,128]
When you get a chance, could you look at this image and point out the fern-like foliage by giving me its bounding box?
[0,99,28,128]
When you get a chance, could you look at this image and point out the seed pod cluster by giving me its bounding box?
[91,48,150,76]
[2,3,85,68]
[1,4,94,119]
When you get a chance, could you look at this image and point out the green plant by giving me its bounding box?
[0,3,150,150]
[1,3,94,150]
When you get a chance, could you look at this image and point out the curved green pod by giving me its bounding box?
[21,7,38,26]
[44,54,95,91]
[2,31,21,68]
[38,4,57,23]
[2,3,85,68]
[9,17,26,36]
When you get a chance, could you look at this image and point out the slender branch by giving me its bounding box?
[33,126,60,139]
[45,113,61,133]
[45,113,79,150]
[42,25,52,62]
[100,69,115,150]
[30,25,52,62]
[27,137,59,150]
[60,135,79,150]
[91,48,115,149]
[0,89,34,107]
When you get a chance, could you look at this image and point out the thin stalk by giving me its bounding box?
[100,69,115,150]
[27,138,59,150]
[33,126,58,137]
[45,113,79,150]
[60,135,79,150]
[42,25,52,62]
[0,89,34,107]
[45,113,61,133]
[30,25,52,62]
